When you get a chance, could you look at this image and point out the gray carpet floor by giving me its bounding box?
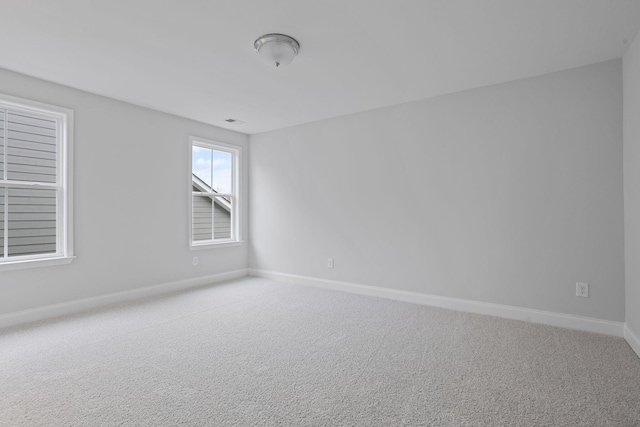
[1,277,639,426]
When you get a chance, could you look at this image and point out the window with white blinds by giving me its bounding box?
[0,94,73,269]
[189,137,241,248]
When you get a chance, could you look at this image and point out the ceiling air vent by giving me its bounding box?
[224,118,246,125]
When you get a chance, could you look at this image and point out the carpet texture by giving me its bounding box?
[1,277,639,426]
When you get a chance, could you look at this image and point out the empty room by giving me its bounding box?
[1,1,640,425]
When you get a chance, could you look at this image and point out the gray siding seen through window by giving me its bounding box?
[0,191,4,258]
[7,112,57,183]
[192,188,231,241]
[7,188,56,256]
[1,108,59,258]
[0,113,4,179]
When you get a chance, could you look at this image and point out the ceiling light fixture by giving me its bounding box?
[254,33,300,68]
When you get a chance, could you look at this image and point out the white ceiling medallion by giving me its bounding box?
[254,33,300,68]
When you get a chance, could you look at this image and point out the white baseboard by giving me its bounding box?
[249,269,624,337]
[624,324,640,358]
[0,269,249,330]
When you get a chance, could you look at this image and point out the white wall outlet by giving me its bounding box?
[327,258,334,269]
[576,282,589,298]
[193,256,198,266]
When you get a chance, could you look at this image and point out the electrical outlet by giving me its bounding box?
[327,258,334,269]
[576,282,589,298]
[193,256,198,266]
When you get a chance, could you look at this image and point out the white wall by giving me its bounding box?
[0,68,249,316]
[624,33,640,337]
[250,60,624,322]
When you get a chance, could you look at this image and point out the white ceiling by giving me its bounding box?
[1,1,639,134]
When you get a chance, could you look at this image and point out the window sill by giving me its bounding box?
[0,256,75,272]
[190,240,244,251]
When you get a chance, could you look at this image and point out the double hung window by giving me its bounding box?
[189,137,240,247]
[0,94,73,270]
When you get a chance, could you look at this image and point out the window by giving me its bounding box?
[0,94,73,270]
[189,137,241,247]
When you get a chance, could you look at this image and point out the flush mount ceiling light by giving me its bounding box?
[254,33,300,68]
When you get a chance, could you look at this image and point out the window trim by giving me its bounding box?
[0,93,74,271]
[188,136,242,249]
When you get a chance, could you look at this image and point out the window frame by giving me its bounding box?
[188,136,242,249]
[0,93,74,271]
